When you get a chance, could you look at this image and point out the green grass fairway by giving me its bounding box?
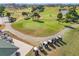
[59,27,79,56]
[12,19,64,37]
[12,7,71,37]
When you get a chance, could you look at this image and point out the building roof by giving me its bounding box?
[0,39,18,56]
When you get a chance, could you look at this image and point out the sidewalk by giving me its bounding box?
[11,38,33,56]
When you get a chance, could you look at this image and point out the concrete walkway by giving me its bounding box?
[11,38,33,56]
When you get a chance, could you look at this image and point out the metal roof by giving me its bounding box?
[0,39,18,56]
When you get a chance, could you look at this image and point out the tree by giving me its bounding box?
[36,5,45,12]
[65,7,79,22]
[66,13,73,19]
[65,13,74,22]
[0,5,5,13]
[6,12,11,17]
[22,12,31,20]
[9,17,16,23]
[0,5,5,16]
[31,5,45,12]
[22,12,28,16]
[57,12,63,21]
[31,6,37,12]
[32,12,40,20]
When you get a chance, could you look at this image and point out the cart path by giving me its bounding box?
[11,38,33,56]
[3,23,79,46]
[2,15,79,46]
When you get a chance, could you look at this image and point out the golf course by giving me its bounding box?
[11,6,71,37]
[2,4,79,56]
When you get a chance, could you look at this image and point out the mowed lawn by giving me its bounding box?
[26,27,79,56]
[59,27,79,56]
[12,6,70,37]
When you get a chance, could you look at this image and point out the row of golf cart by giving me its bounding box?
[33,35,66,56]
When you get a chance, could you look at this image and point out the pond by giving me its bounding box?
[61,10,69,15]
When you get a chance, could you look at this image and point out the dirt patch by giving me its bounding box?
[5,31,62,56]
[5,31,35,46]
[0,25,5,29]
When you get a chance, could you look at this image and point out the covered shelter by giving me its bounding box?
[0,38,18,56]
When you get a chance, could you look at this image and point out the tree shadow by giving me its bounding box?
[64,25,76,29]
[33,20,44,23]
[24,17,30,20]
